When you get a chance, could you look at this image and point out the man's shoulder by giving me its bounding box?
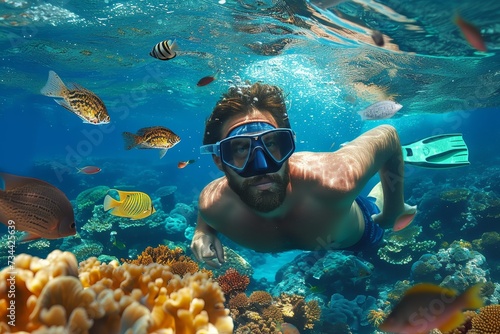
[198,177,227,211]
[289,151,357,195]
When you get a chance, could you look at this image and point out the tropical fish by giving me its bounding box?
[357,100,402,120]
[149,39,179,60]
[40,70,110,125]
[178,159,196,169]
[122,126,180,159]
[76,166,101,174]
[103,189,156,220]
[454,14,486,52]
[197,70,220,87]
[371,30,384,46]
[351,257,373,284]
[379,283,484,334]
[112,239,127,250]
[279,322,300,334]
[0,173,76,241]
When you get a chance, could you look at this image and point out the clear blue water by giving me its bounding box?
[1,0,499,332]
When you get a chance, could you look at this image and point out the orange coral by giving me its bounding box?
[470,304,500,333]
[228,292,249,310]
[262,304,284,323]
[216,268,250,297]
[122,245,211,278]
[122,245,185,265]
[248,291,273,308]
[169,261,199,276]
[275,293,320,330]
[0,250,233,333]
[367,309,387,327]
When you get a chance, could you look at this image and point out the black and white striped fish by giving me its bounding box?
[149,40,178,60]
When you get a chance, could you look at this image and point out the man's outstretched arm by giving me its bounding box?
[334,125,414,229]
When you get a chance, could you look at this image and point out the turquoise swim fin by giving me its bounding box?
[402,133,470,169]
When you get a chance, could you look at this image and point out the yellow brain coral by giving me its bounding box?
[470,304,500,333]
[0,250,233,334]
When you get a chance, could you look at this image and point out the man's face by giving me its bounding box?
[223,161,290,213]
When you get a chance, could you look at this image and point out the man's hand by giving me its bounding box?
[190,231,225,269]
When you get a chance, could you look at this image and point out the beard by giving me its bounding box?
[225,164,290,213]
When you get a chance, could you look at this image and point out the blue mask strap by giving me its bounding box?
[228,122,275,137]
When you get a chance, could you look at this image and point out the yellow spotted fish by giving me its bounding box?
[122,126,180,159]
[103,189,155,220]
[40,70,110,125]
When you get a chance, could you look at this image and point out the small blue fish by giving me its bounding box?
[358,100,402,120]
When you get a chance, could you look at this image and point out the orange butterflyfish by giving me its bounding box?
[178,159,196,169]
[197,70,220,87]
[454,13,486,52]
[76,166,101,174]
[378,283,484,334]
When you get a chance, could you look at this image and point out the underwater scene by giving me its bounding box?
[1,0,499,333]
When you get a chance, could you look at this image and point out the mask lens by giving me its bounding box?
[220,137,252,169]
[219,129,295,173]
[261,130,294,162]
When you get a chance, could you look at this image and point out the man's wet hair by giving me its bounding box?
[203,82,291,145]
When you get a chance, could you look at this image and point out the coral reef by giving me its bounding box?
[154,185,178,212]
[378,225,436,265]
[216,268,250,298]
[473,231,500,260]
[228,291,320,333]
[367,308,387,327]
[272,251,375,299]
[122,245,209,278]
[470,304,500,333]
[322,293,377,331]
[0,250,233,333]
[74,185,110,222]
[410,242,490,290]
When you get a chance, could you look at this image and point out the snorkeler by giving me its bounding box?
[190,82,417,268]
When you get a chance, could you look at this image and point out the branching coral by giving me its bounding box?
[367,309,387,327]
[248,291,273,308]
[0,250,233,333]
[275,293,321,330]
[122,245,209,278]
[216,268,250,298]
[122,245,184,265]
[228,292,249,311]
